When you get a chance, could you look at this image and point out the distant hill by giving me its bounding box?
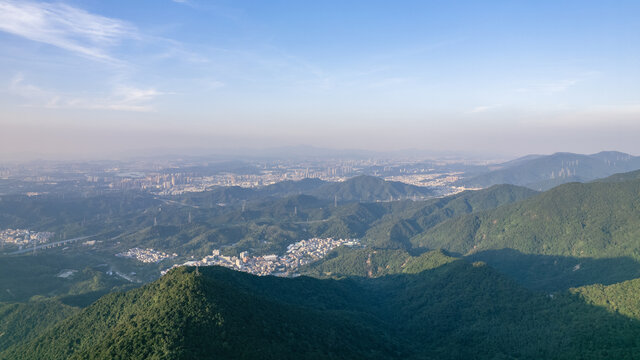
[415,174,640,258]
[412,172,640,290]
[261,178,327,196]
[0,178,522,260]
[363,184,537,248]
[593,169,640,183]
[461,151,640,190]
[183,175,434,207]
[7,264,640,359]
[309,175,434,202]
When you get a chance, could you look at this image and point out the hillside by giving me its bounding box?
[6,264,640,359]
[462,151,640,190]
[180,175,434,207]
[594,169,640,183]
[414,177,640,258]
[309,175,434,202]
[2,267,399,360]
[412,175,640,290]
[0,300,78,351]
[363,184,537,248]
[572,277,640,320]
[102,183,533,258]
[301,248,458,278]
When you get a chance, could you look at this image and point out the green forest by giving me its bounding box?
[4,171,640,358]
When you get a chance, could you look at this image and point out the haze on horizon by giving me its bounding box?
[1,0,640,160]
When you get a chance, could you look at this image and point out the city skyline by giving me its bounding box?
[1,0,640,159]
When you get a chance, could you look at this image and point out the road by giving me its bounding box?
[8,234,97,255]
[155,197,200,208]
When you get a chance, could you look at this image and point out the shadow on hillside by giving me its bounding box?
[11,264,640,359]
[193,264,640,359]
[467,248,640,292]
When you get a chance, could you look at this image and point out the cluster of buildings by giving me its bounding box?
[116,247,178,263]
[2,158,479,197]
[162,237,361,276]
[383,172,472,196]
[0,229,54,246]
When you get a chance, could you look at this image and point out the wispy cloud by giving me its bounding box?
[470,105,500,113]
[370,77,410,89]
[516,79,578,94]
[9,73,162,112]
[515,72,599,94]
[204,80,225,90]
[0,0,137,63]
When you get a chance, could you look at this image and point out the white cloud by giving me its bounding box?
[9,73,162,112]
[0,0,137,63]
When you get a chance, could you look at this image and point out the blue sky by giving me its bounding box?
[1,0,639,159]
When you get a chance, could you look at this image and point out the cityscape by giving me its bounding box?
[0,156,488,198]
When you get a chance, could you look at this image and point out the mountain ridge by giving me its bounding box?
[461,151,640,190]
[6,262,640,359]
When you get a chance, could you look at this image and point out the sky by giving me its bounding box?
[1,0,640,160]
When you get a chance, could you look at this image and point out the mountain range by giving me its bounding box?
[6,157,640,358]
[183,175,435,206]
[461,151,640,190]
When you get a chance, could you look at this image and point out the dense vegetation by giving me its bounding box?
[0,299,78,351]
[0,178,535,260]
[181,175,435,206]
[0,254,136,303]
[2,267,399,360]
[572,277,640,320]
[362,184,537,248]
[7,170,640,358]
[413,177,640,263]
[302,248,457,278]
[5,264,640,359]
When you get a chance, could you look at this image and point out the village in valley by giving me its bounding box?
[156,237,361,277]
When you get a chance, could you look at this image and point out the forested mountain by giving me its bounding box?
[308,175,434,201]
[414,177,640,258]
[8,170,640,359]
[461,151,640,190]
[0,191,160,236]
[0,179,528,259]
[5,264,640,359]
[594,169,640,183]
[301,248,458,278]
[572,277,640,320]
[362,184,537,248]
[411,175,640,290]
[182,175,434,207]
[0,300,78,351]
